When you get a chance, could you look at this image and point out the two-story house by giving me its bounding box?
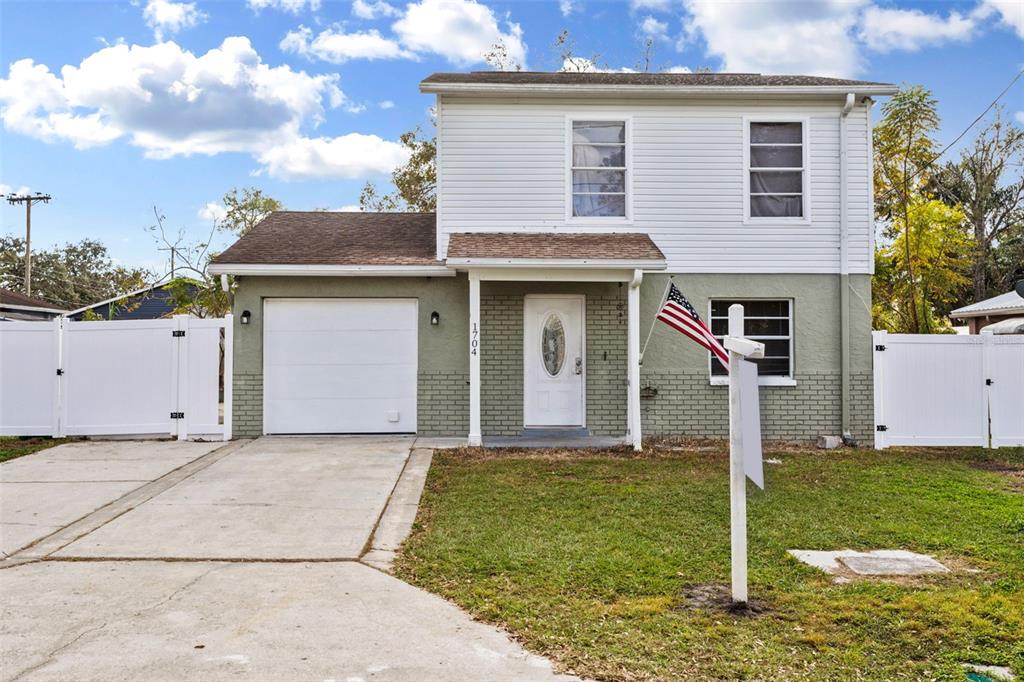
[210,71,897,448]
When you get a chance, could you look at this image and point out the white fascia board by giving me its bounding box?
[207,263,456,277]
[950,306,1024,319]
[64,282,165,316]
[420,83,899,98]
[445,258,667,270]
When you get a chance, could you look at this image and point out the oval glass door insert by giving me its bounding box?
[541,314,566,376]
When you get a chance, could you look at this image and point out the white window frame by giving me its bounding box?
[565,115,633,225]
[742,116,811,226]
[708,298,796,387]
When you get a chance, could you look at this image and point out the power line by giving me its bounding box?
[876,66,1024,207]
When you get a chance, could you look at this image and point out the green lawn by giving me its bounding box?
[0,436,74,463]
[395,444,1024,681]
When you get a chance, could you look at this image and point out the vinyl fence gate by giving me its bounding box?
[872,331,1024,449]
[0,315,233,440]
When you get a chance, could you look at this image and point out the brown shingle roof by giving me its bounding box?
[422,71,893,88]
[0,287,65,310]
[213,211,438,266]
[446,232,665,262]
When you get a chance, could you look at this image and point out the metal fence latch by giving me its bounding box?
[172,330,186,337]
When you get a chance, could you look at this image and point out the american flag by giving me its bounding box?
[656,283,729,369]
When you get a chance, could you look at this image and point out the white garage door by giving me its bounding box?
[263,298,417,434]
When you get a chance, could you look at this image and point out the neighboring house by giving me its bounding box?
[0,287,67,321]
[210,71,898,447]
[950,290,1024,334]
[66,281,197,321]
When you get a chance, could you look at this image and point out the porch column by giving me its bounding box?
[468,272,482,446]
[628,269,643,451]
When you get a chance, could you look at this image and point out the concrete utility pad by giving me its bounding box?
[789,549,949,576]
[1,440,221,556]
[55,436,411,560]
[1,561,577,682]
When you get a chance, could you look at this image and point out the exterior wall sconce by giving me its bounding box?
[430,311,440,326]
[240,310,251,325]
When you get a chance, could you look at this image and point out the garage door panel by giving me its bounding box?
[268,364,417,400]
[263,298,418,434]
[265,398,417,433]
[264,330,415,366]
[264,300,416,332]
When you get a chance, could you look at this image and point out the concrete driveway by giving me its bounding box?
[1,440,222,557]
[0,437,576,682]
[54,436,411,560]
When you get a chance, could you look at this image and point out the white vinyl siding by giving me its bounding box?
[436,96,874,274]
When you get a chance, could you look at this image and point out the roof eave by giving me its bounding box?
[208,263,455,277]
[445,257,667,270]
[420,82,899,97]
[950,305,1024,319]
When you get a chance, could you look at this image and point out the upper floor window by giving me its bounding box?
[746,120,806,220]
[571,120,627,219]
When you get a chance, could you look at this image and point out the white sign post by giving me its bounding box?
[724,303,766,606]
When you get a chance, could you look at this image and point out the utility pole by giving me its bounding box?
[6,192,52,297]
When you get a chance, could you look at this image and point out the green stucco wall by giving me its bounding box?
[230,275,469,437]
[637,273,873,444]
[229,272,873,444]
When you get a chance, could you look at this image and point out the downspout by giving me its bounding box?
[840,92,855,443]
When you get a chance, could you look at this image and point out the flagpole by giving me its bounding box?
[639,277,673,364]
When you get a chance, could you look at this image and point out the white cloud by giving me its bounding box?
[1016,111,1024,125]
[393,0,527,67]
[682,0,865,77]
[142,0,205,41]
[630,0,670,11]
[982,0,1024,38]
[0,183,32,196]
[859,6,979,52]
[0,37,406,180]
[664,65,692,73]
[352,0,401,19]
[333,204,363,211]
[559,0,574,18]
[247,0,320,13]
[379,100,395,109]
[639,15,669,41]
[561,58,636,73]
[257,133,409,180]
[198,201,227,222]
[281,25,415,63]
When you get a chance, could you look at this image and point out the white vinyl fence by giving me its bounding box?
[0,315,232,440]
[873,331,1024,449]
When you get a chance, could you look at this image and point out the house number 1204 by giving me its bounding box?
[470,322,479,356]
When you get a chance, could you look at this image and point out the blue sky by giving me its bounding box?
[1,0,1022,273]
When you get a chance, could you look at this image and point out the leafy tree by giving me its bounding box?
[931,109,1024,302]
[0,235,151,310]
[873,85,941,333]
[219,187,282,236]
[872,199,971,333]
[359,127,436,212]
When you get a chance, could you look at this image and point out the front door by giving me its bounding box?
[524,295,585,427]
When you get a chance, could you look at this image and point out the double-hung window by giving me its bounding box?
[709,300,794,384]
[570,119,628,219]
[746,120,806,220]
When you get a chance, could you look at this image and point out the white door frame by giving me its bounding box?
[522,294,586,428]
